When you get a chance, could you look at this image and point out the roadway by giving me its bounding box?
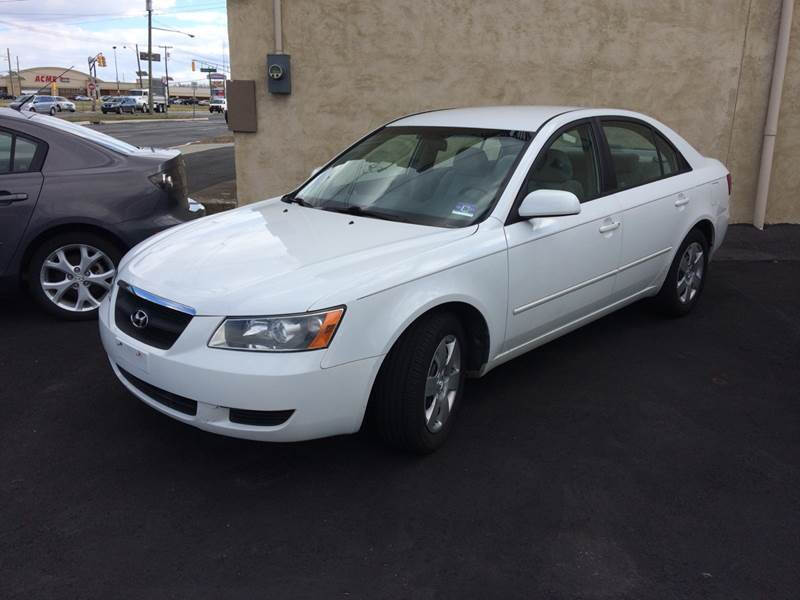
[87,114,229,149]
[87,115,234,194]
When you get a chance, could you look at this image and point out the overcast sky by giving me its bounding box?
[1,0,229,86]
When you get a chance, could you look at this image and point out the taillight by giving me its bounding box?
[726,173,732,196]
[149,171,174,191]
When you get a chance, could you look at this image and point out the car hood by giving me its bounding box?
[120,199,477,315]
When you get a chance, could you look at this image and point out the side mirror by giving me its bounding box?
[518,189,581,219]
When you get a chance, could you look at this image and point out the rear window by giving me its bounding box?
[29,115,139,154]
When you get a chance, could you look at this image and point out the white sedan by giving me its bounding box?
[99,106,729,452]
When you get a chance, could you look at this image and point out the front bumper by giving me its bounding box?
[98,291,382,442]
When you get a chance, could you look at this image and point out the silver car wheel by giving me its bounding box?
[39,244,116,312]
[424,334,461,433]
[677,241,704,304]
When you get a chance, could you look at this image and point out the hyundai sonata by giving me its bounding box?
[100,106,729,452]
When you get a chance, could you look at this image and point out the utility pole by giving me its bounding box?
[133,44,143,87]
[159,45,172,113]
[15,56,20,97]
[112,46,120,94]
[5,48,14,97]
[146,0,153,114]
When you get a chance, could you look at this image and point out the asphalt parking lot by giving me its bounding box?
[1,227,798,599]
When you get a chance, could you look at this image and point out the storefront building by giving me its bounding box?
[226,0,799,224]
[1,67,212,100]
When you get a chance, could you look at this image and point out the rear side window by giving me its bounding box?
[0,131,43,174]
[14,137,38,171]
[653,131,682,175]
[602,121,661,191]
[0,132,11,174]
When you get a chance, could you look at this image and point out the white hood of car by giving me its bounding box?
[120,198,477,315]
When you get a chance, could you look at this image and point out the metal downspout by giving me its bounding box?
[753,0,794,229]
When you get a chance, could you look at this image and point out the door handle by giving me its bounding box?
[0,192,28,204]
[675,193,689,207]
[598,221,620,233]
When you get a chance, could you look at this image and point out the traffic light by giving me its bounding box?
[192,60,196,71]
[97,54,107,67]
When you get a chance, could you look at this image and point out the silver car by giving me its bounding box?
[19,95,60,116]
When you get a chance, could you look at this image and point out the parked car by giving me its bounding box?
[73,95,91,101]
[14,95,61,115]
[101,97,137,114]
[0,107,205,319]
[209,97,226,113]
[0,92,15,100]
[54,97,76,112]
[100,106,729,453]
[198,99,209,106]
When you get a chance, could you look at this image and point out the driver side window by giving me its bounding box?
[525,123,600,203]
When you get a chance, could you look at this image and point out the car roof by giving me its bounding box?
[389,105,581,132]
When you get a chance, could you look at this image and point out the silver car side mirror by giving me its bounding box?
[518,189,581,219]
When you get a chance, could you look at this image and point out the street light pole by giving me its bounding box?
[112,46,120,95]
[160,45,172,113]
[146,0,153,114]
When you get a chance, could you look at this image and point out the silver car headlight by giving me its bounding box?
[208,307,345,352]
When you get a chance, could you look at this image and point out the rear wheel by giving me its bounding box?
[370,312,466,453]
[48,106,56,116]
[655,229,709,316]
[27,232,121,320]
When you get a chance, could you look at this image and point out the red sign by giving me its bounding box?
[35,74,70,83]
[87,82,96,91]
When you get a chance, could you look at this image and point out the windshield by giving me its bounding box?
[211,98,224,104]
[29,115,139,154]
[129,90,145,96]
[293,126,532,227]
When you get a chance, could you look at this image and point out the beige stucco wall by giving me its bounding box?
[227,0,798,223]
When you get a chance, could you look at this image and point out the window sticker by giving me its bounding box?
[451,202,477,218]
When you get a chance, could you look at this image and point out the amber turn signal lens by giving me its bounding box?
[308,308,345,349]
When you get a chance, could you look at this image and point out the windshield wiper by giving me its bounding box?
[280,194,312,207]
[323,205,412,224]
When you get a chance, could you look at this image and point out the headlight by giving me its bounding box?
[208,307,345,352]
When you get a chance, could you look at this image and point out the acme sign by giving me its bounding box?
[34,75,71,83]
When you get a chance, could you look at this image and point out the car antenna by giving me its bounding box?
[14,66,75,112]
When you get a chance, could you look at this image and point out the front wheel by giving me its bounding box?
[369,312,467,453]
[49,107,56,116]
[27,233,121,320]
[655,229,709,317]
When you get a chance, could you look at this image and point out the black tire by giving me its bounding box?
[655,228,709,317]
[49,106,56,116]
[56,105,62,112]
[27,232,122,321]
[369,312,467,453]
[117,107,122,114]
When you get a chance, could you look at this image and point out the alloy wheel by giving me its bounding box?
[424,335,461,433]
[39,244,116,312]
[677,241,704,304]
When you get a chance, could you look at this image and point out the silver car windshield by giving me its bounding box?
[292,126,533,227]
[29,115,139,154]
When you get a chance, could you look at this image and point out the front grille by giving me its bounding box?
[229,408,294,427]
[114,282,193,350]
[117,366,198,416]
